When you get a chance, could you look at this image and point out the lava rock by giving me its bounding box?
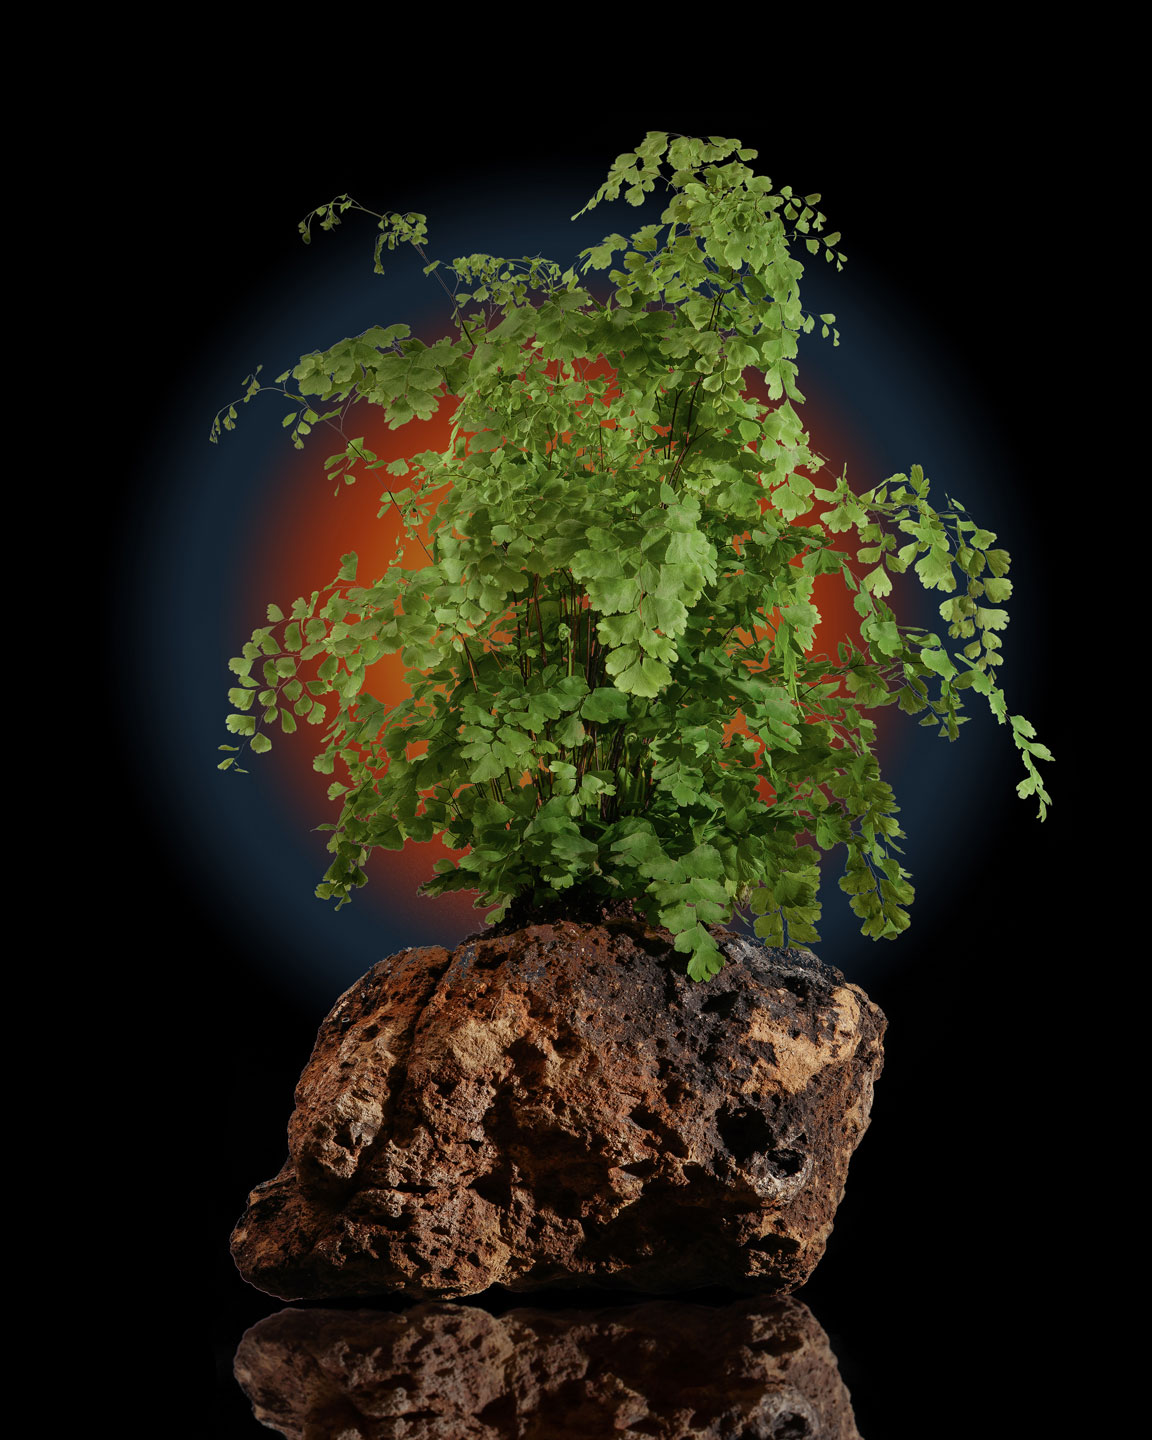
[233,1296,861,1439]
[231,912,885,1300]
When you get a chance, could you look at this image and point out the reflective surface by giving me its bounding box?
[232,1295,860,1438]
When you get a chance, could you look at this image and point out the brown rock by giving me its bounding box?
[233,1296,862,1439]
[231,911,885,1300]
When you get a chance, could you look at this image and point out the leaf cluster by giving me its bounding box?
[215,132,1052,981]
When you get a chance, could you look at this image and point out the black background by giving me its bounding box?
[103,83,1074,1437]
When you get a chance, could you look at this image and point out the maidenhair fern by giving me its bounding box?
[213,132,1052,981]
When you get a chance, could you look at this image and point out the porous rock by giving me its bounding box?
[231,902,885,1300]
[233,1296,861,1439]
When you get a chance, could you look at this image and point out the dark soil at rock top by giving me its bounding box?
[461,890,678,945]
[231,912,885,1301]
[233,1295,862,1439]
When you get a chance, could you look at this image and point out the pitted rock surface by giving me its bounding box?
[231,917,885,1300]
[234,1297,861,1439]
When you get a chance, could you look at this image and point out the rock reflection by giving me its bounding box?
[234,1293,860,1438]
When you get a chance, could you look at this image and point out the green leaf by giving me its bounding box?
[863,565,892,598]
[985,549,1011,577]
[983,577,1013,603]
[613,654,671,697]
[921,645,957,680]
[580,686,627,722]
[914,548,955,590]
[869,620,901,655]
